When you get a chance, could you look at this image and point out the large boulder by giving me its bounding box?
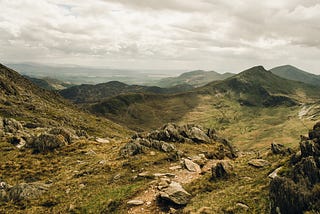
[158,181,191,205]
[184,126,211,144]
[184,158,201,173]
[271,143,292,155]
[212,161,234,179]
[8,183,49,201]
[2,118,23,133]
[27,133,68,152]
[119,140,144,157]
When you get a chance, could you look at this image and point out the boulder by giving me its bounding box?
[119,140,144,157]
[8,183,49,201]
[212,161,234,179]
[2,118,23,133]
[49,127,74,144]
[27,133,68,152]
[184,126,211,144]
[248,159,270,168]
[159,181,191,205]
[271,143,292,155]
[184,158,201,173]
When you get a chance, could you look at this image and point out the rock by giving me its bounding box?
[119,140,144,157]
[161,142,176,153]
[2,118,23,133]
[96,137,110,143]
[212,161,234,179]
[271,143,292,155]
[49,127,74,144]
[159,181,191,205]
[169,165,182,171]
[27,133,68,152]
[269,167,283,179]
[127,200,144,206]
[138,172,155,179]
[157,178,171,190]
[235,202,249,211]
[8,135,27,149]
[185,126,211,143]
[8,183,49,201]
[184,158,201,173]
[248,159,270,168]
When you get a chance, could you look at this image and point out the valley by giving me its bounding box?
[0,63,320,214]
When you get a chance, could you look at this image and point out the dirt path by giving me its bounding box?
[127,162,209,214]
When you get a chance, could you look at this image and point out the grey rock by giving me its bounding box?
[159,181,191,205]
[184,158,201,173]
[27,133,68,152]
[127,200,144,206]
[8,183,49,201]
[269,167,283,179]
[3,118,23,133]
[212,161,234,178]
[248,159,270,168]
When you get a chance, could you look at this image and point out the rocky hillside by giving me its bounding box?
[270,121,320,213]
[24,76,73,91]
[154,70,234,88]
[59,81,193,104]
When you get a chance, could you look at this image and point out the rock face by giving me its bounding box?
[120,123,237,158]
[270,121,320,214]
[159,181,191,205]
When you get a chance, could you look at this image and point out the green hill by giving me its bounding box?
[59,81,193,104]
[270,65,320,86]
[154,70,234,88]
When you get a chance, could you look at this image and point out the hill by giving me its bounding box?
[59,81,193,104]
[87,66,320,131]
[154,70,234,88]
[24,75,74,91]
[270,65,320,86]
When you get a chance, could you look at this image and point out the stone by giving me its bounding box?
[269,167,283,179]
[236,202,249,211]
[184,158,201,173]
[96,137,110,143]
[49,127,74,144]
[119,140,144,157]
[138,172,155,179]
[127,200,144,206]
[185,126,211,143]
[2,118,23,133]
[27,133,68,152]
[271,143,291,155]
[159,181,191,205]
[248,159,270,168]
[8,183,49,201]
[212,161,234,178]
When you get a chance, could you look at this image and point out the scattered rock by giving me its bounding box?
[127,200,144,206]
[184,158,201,173]
[269,167,283,179]
[119,140,144,157]
[169,165,182,171]
[49,127,74,144]
[158,181,191,205]
[248,159,270,168]
[2,118,23,133]
[138,172,155,179]
[235,202,249,211]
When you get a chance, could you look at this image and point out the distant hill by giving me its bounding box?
[24,75,74,90]
[59,81,193,104]
[154,70,234,88]
[270,65,320,86]
[87,66,320,130]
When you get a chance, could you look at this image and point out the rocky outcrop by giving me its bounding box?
[271,143,292,155]
[270,121,320,214]
[212,161,234,179]
[120,123,237,158]
[158,181,191,205]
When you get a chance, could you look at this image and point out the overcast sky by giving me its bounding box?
[0,0,320,74]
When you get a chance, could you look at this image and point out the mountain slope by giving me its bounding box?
[59,81,193,104]
[155,70,234,88]
[0,63,129,137]
[270,65,320,86]
[24,75,74,90]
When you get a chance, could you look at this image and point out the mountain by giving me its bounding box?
[154,70,234,88]
[24,75,74,90]
[270,65,320,86]
[86,66,320,131]
[59,81,193,104]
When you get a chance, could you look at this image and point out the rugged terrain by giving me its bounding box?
[1,63,320,214]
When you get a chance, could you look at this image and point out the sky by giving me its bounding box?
[0,0,320,74]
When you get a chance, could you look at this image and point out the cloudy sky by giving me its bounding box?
[0,0,320,74]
